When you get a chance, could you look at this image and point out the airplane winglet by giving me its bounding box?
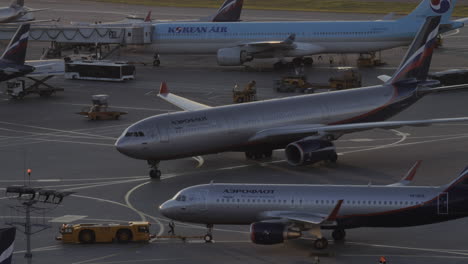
[327,199,343,221]
[387,160,422,186]
[402,160,422,182]
[159,81,169,95]
[144,11,152,22]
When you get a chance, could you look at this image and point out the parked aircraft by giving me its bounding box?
[159,161,468,250]
[150,0,465,67]
[0,0,49,23]
[70,0,244,27]
[116,16,468,179]
[0,24,34,82]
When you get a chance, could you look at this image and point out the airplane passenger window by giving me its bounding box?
[138,132,144,136]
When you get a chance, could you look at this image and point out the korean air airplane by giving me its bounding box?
[151,0,465,67]
[159,162,468,250]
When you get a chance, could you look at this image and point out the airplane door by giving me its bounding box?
[437,192,448,215]
[158,125,169,143]
[191,190,208,212]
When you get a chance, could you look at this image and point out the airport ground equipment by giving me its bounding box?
[357,52,384,67]
[274,74,312,93]
[232,80,257,103]
[328,68,362,90]
[57,221,152,243]
[76,95,127,120]
[429,69,468,86]
[6,78,64,99]
[274,68,361,93]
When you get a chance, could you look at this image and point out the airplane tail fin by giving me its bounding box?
[0,227,15,264]
[211,0,243,22]
[400,0,455,24]
[389,16,440,84]
[144,11,152,22]
[10,0,24,7]
[1,23,30,65]
[444,166,468,190]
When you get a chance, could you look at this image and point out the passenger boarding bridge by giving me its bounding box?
[0,25,153,44]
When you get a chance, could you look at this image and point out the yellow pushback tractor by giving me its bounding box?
[57,222,152,244]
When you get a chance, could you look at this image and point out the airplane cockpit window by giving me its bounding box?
[175,195,186,202]
[125,131,146,137]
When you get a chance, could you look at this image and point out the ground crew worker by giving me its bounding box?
[379,256,387,264]
[168,221,175,235]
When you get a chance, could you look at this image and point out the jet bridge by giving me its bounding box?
[0,25,153,45]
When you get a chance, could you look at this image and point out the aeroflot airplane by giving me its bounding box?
[116,16,468,179]
[159,162,468,250]
[150,0,465,66]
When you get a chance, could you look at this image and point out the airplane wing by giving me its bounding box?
[259,200,343,225]
[157,82,211,111]
[248,117,468,143]
[24,8,51,13]
[387,160,421,186]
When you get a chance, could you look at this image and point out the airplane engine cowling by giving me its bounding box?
[250,222,301,245]
[217,47,252,66]
[285,139,336,166]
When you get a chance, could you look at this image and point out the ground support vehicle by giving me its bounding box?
[76,95,127,120]
[328,68,362,90]
[57,222,152,243]
[274,75,313,93]
[6,78,64,99]
[357,52,385,67]
[233,81,257,103]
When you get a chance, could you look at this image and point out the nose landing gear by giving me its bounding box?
[147,160,161,179]
[204,224,213,243]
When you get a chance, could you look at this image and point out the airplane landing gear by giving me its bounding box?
[314,238,328,250]
[245,150,273,160]
[147,160,161,179]
[204,224,213,243]
[332,228,346,241]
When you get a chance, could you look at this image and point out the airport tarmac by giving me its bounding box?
[0,1,468,263]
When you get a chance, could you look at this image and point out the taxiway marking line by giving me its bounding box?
[340,129,408,155]
[53,102,174,112]
[63,178,147,191]
[347,241,468,257]
[72,254,119,264]
[341,254,468,259]
[0,121,116,139]
[124,181,166,236]
[84,258,186,264]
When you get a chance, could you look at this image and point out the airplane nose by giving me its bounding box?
[115,137,132,156]
[159,200,174,218]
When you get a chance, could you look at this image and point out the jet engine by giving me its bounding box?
[217,47,252,66]
[250,222,301,245]
[285,139,337,166]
